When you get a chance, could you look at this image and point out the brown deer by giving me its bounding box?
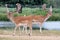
[32,6,52,33]
[5,4,32,36]
[21,6,52,33]
[5,4,52,35]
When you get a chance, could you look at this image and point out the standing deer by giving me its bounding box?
[32,6,52,33]
[15,3,52,34]
[22,6,52,33]
[5,4,52,35]
[5,4,32,36]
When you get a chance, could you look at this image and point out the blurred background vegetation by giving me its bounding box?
[0,0,60,8]
[0,0,60,21]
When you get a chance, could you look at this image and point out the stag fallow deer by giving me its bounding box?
[21,5,52,33]
[32,6,52,33]
[5,4,33,36]
[5,3,52,36]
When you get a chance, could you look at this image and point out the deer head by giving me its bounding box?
[44,6,52,22]
[47,6,52,16]
[5,4,13,19]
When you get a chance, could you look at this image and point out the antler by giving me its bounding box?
[16,3,21,13]
[49,6,52,12]
[42,3,46,10]
[5,4,9,13]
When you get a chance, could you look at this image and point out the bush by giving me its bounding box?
[0,13,60,21]
[0,7,60,21]
[0,14,9,21]
[48,15,60,21]
[53,8,60,13]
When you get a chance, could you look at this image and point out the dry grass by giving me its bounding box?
[0,35,60,40]
[0,28,60,36]
[0,28,60,40]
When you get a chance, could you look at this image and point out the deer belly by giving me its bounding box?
[18,23,27,27]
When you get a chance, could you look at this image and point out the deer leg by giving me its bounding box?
[13,25,18,36]
[22,26,25,33]
[25,26,27,34]
[30,27,32,36]
[29,22,32,36]
[39,23,42,33]
[18,26,21,35]
[40,26,42,33]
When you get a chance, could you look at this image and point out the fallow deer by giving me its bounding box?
[15,3,52,33]
[32,6,52,33]
[22,6,52,33]
[5,3,52,36]
[5,4,32,36]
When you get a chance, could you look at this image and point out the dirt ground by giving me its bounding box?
[0,29,60,40]
[0,35,60,40]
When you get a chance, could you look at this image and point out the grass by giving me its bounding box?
[0,27,60,40]
[0,27,60,36]
[0,36,22,40]
[0,7,60,21]
[0,7,48,15]
[0,38,17,40]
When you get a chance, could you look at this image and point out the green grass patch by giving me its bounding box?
[0,7,60,21]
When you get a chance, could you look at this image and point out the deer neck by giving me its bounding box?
[5,4,15,23]
[9,15,14,21]
[6,5,14,22]
[44,13,51,22]
[8,13,14,22]
[44,6,52,22]
[6,6,9,13]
